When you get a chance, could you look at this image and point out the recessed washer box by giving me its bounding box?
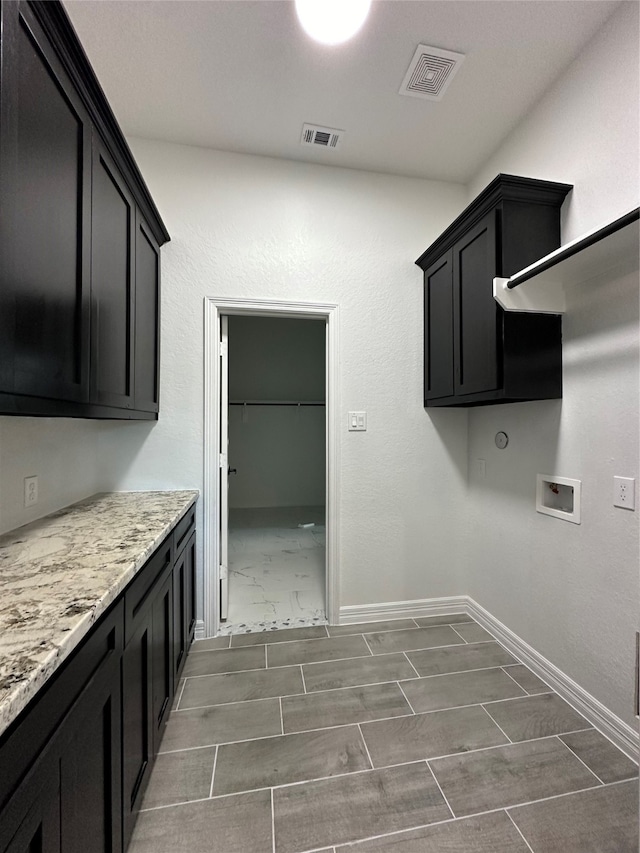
[536,474,581,524]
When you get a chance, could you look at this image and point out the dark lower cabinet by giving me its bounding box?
[0,507,197,853]
[417,174,572,407]
[60,647,122,853]
[121,615,152,850]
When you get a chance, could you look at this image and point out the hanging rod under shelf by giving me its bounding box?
[493,207,639,314]
[229,400,325,407]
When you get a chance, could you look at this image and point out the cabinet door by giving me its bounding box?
[0,1,91,402]
[0,764,60,853]
[60,652,122,853]
[134,214,161,413]
[172,546,187,682]
[151,572,174,752]
[185,532,197,643]
[452,211,499,396]
[90,140,135,409]
[423,252,454,402]
[122,612,153,849]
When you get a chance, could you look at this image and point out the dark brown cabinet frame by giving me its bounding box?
[0,509,197,853]
[0,0,169,420]
[417,174,572,408]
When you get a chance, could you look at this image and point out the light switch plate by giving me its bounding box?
[348,411,367,431]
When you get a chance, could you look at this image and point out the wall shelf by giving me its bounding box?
[493,207,639,314]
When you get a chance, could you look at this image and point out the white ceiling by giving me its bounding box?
[63,0,618,184]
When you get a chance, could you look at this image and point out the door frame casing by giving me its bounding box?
[203,296,340,638]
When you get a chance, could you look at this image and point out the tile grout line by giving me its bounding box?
[396,680,417,715]
[480,703,513,743]
[554,734,606,785]
[174,686,561,727]
[300,664,308,693]
[139,769,637,816]
[500,665,533,694]
[357,723,375,770]
[270,787,276,853]
[175,677,187,710]
[178,642,510,681]
[265,644,269,669]
[505,810,536,852]
[448,624,469,644]
[279,696,284,735]
[361,633,375,656]
[402,651,422,679]
[208,745,218,799]
[425,759,456,820]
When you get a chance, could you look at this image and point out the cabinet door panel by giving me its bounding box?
[0,3,91,402]
[173,548,187,681]
[423,252,454,401]
[61,654,122,853]
[91,142,135,409]
[134,215,160,412]
[453,212,499,396]
[152,574,174,752]
[0,768,60,853]
[122,615,152,849]
[186,533,197,643]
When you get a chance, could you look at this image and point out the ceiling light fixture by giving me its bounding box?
[295,0,371,46]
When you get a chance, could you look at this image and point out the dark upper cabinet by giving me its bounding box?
[91,141,136,410]
[417,174,572,407]
[0,0,170,419]
[0,1,91,404]
[134,215,161,413]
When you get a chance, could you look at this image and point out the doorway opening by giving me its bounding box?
[203,298,339,639]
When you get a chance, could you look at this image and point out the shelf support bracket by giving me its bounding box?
[493,277,566,315]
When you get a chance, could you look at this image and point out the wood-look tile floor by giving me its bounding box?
[128,616,638,853]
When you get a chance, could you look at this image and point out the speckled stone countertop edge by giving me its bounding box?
[0,490,198,739]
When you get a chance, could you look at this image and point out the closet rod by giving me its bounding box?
[229,400,325,407]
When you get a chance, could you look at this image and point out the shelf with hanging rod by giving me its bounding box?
[229,400,326,406]
[493,207,639,314]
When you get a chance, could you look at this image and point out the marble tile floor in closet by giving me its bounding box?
[222,506,326,634]
[129,615,638,853]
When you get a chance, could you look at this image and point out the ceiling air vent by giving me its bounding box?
[399,45,465,101]
[301,124,344,149]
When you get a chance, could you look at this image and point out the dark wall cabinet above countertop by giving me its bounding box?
[416,174,572,407]
[0,1,169,420]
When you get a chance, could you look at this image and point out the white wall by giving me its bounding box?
[99,141,470,609]
[0,418,103,535]
[469,1,640,241]
[464,1,640,727]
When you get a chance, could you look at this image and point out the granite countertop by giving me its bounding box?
[0,490,198,739]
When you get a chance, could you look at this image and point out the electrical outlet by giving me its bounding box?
[24,475,38,507]
[614,476,635,510]
[477,459,486,478]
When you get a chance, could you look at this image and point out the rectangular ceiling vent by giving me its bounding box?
[399,45,465,101]
[301,123,344,149]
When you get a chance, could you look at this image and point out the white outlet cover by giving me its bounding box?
[614,476,636,510]
[24,475,39,507]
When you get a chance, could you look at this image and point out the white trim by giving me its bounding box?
[466,598,639,763]
[341,595,639,762]
[338,596,469,624]
[195,619,206,641]
[203,297,340,639]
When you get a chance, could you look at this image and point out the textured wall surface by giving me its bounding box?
[469,1,640,241]
[98,142,470,608]
[463,1,640,727]
[0,418,103,535]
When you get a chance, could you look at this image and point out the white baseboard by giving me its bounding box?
[466,599,639,762]
[195,619,206,640]
[340,595,639,762]
[338,596,469,624]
